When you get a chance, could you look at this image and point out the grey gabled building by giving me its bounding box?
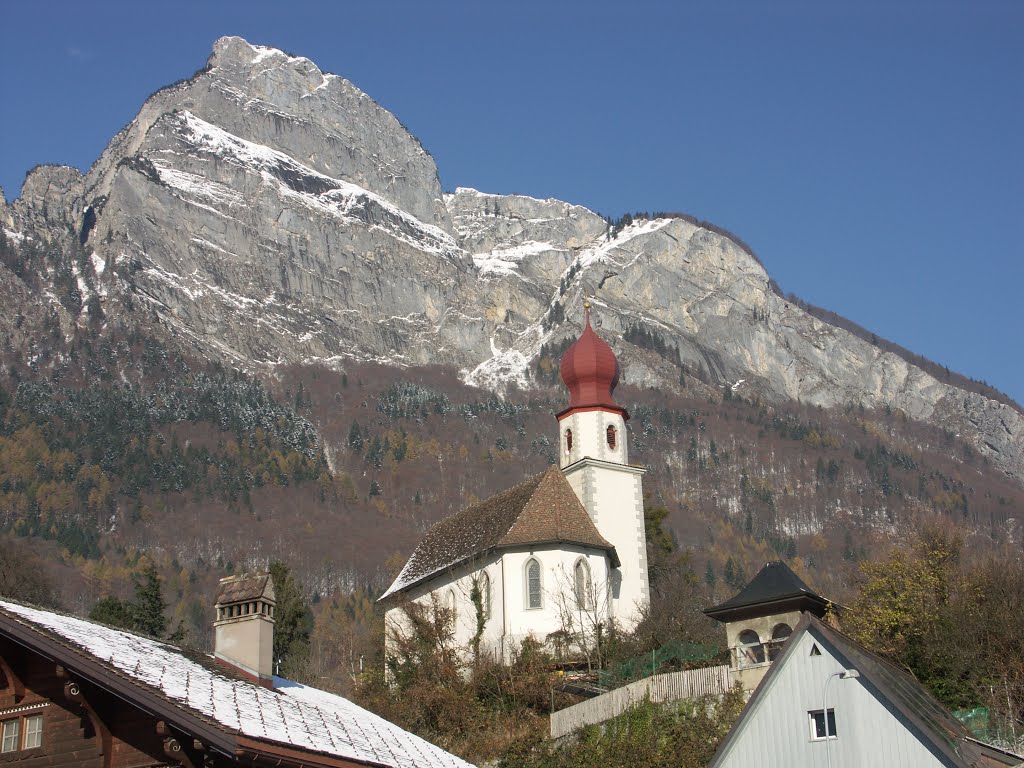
[708,612,1023,768]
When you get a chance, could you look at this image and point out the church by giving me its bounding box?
[380,304,649,660]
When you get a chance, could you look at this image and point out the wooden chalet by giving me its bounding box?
[0,578,473,768]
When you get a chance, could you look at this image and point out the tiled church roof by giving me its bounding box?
[381,466,617,600]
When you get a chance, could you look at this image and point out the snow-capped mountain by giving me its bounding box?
[1,36,1021,482]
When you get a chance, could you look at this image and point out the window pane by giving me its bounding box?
[811,711,826,739]
[528,561,541,608]
[1,719,19,753]
[810,709,837,739]
[23,715,42,749]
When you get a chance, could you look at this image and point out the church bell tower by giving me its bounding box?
[558,302,649,629]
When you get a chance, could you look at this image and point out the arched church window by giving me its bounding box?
[574,558,592,609]
[526,558,542,609]
[737,629,765,667]
[565,429,573,453]
[606,425,617,450]
[479,572,491,620]
[446,589,457,623]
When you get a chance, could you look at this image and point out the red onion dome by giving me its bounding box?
[559,304,625,416]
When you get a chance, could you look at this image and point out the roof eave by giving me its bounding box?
[556,403,630,421]
[378,540,621,602]
[703,594,835,622]
[235,735,381,768]
[562,456,646,475]
[0,608,237,757]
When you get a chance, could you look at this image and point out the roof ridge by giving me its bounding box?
[499,466,613,551]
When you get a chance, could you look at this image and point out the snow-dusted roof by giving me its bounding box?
[0,599,474,768]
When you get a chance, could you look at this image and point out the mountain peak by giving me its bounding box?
[209,36,325,85]
[4,37,1021,483]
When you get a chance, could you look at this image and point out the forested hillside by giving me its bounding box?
[2,317,1022,637]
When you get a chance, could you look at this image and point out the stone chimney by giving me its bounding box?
[213,572,275,686]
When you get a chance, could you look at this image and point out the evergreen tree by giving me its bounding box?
[704,561,716,587]
[88,562,166,638]
[268,560,313,677]
[89,596,133,629]
[131,563,167,637]
[348,421,363,452]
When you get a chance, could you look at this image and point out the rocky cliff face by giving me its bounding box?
[3,36,1022,483]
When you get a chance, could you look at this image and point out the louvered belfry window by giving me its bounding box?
[527,559,542,609]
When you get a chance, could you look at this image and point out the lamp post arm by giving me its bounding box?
[823,669,860,768]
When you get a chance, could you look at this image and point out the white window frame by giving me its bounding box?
[525,557,543,610]
[808,708,837,740]
[22,714,42,749]
[1,719,19,753]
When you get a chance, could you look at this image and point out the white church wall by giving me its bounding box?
[499,545,611,657]
[558,410,628,468]
[384,553,504,665]
[384,546,612,665]
[563,459,648,630]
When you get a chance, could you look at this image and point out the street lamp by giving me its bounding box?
[823,669,860,768]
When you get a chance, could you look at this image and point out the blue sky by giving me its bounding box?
[2,1,1021,403]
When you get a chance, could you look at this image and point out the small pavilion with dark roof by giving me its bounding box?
[704,560,833,623]
[705,561,839,693]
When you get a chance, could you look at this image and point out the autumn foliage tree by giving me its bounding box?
[355,598,565,763]
[847,528,1024,749]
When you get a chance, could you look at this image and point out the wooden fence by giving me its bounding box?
[550,664,731,739]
